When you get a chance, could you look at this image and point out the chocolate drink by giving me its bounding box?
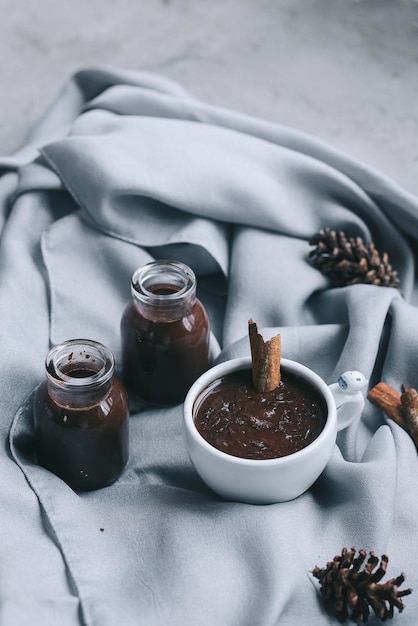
[121,283,210,404]
[194,369,327,460]
[34,367,129,491]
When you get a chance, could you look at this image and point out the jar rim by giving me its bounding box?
[45,339,115,389]
[131,260,196,305]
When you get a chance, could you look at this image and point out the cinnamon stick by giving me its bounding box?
[248,319,281,392]
[401,385,418,448]
[367,382,406,430]
[368,381,418,451]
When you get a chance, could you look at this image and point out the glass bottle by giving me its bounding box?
[121,260,210,405]
[33,339,129,491]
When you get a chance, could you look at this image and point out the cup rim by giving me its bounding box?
[183,356,336,467]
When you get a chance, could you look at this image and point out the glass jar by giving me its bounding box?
[121,260,210,405]
[33,339,129,491]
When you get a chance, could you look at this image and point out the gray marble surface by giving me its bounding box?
[1,0,418,196]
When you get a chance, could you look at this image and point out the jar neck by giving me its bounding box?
[45,339,114,408]
[131,260,197,322]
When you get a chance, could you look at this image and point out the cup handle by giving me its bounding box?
[328,371,368,432]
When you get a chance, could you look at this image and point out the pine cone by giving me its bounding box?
[311,547,412,623]
[309,228,401,291]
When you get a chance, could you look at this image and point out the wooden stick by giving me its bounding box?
[248,319,281,392]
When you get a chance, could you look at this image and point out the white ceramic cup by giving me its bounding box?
[183,357,367,504]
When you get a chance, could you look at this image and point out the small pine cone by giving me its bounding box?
[311,547,412,623]
[309,228,401,292]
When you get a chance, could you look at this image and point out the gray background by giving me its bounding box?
[1,0,418,196]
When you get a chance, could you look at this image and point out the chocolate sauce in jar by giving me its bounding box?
[121,261,210,405]
[194,369,327,460]
[34,339,129,491]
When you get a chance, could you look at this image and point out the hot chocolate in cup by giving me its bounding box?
[183,357,366,504]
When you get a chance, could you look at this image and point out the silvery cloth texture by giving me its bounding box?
[1,66,418,625]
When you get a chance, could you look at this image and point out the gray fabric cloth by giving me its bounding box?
[1,66,418,625]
